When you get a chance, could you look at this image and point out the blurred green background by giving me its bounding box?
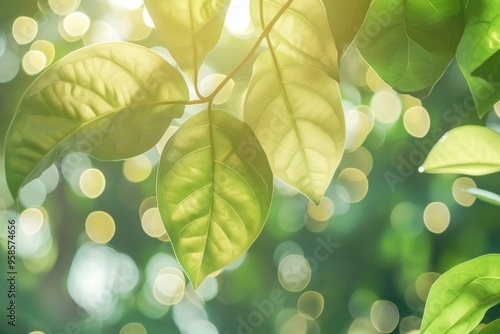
[1,1,500,333]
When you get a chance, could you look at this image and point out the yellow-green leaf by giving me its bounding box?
[456,0,500,117]
[478,319,500,334]
[322,0,372,57]
[5,42,188,198]
[144,0,230,86]
[157,110,273,288]
[356,0,465,96]
[421,254,500,334]
[244,51,345,204]
[250,0,340,80]
[420,126,500,175]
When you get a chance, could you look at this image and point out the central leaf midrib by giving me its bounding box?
[261,0,313,193]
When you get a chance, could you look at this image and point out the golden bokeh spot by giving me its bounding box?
[20,208,44,235]
[280,313,308,334]
[297,291,325,320]
[348,146,373,176]
[123,155,152,183]
[30,40,55,68]
[85,211,116,244]
[336,168,369,203]
[120,323,147,334]
[371,90,402,125]
[278,255,311,292]
[49,0,81,16]
[423,202,450,234]
[305,218,329,233]
[139,196,157,217]
[452,177,477,207]
[79,168,106,198]
[12,16,38,45]
[370,300,399,333]
[403,106,430,138]
[121,9,152,41]
[141,208,166,238]
[153,267,185,305]
[495,101,500,118]
[83,20,116,45]
[307,197,334,221]
[60,11,90,41]
[22,50,46,75]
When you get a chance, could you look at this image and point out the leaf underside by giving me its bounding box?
[322,0,372,58]
[421,254,500,334]
[5,42,188,197]
[356,0,464,96]
[250,0,340,80]
[144,0,230,86]
[420,125,500,176]
[244,51,345,204]
[456,0,500,117]
[157,110,273,288]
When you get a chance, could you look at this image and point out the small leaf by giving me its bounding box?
[420,126,500,175]
[456,0,500,117]
[322,0,372,58]
[356,0,465,96]
[5,42,188,198]
[157,110,273,288]
[464,188,500,206]
[244,51,345,204]
[478,319,500,334]
[250,0,339,80]
[144,0,230,86]
[421,254,500,334]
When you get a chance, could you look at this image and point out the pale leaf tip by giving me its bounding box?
[418,166,425,173]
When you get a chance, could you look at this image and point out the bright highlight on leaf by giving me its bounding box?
[157,110,273,288]
[144,0,230,86]
[244,51,345,205]
[356,0,464,96]
[420,254,500,334]
[250,0,340,80]
[420,126,500,175]
[456,0,500,117]
[5,42,188,197]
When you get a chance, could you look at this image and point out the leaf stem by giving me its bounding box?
[206,0,295,102]
[152,0,295,107]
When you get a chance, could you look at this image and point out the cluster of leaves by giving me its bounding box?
[3,0,500,331]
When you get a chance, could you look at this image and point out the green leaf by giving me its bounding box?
[464,188,500,206]
[356,0,465,96]
[144,0,230,86]
[456,0,500,117]
[322,0,372,58]
[244,51,345,205]
[478,319,500,334]
[5,42,188,198]
[157,110,273,288]
[421,254,500,334]
[250,0,340,80]
[420,125,500,175]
